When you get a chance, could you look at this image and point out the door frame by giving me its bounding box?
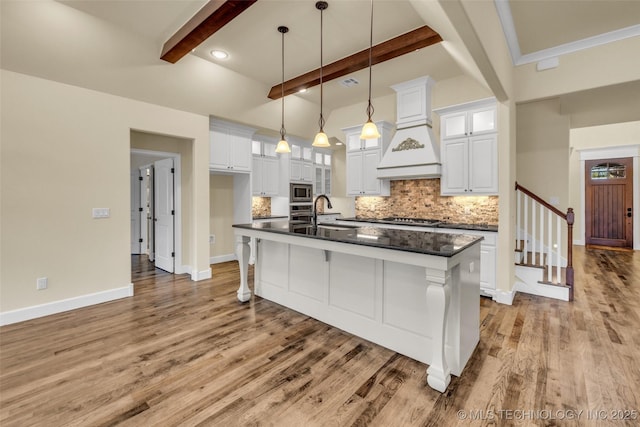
[131,149,183,272]
[579,145,639,250]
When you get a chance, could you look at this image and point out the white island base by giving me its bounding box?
[234,228,480,393]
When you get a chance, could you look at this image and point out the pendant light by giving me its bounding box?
[360,0,380,140]
[312,1,330,148]
[275,26,291,154]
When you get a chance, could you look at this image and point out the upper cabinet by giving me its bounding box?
[439,100,497,140]
[252,135,280,196]
[209,118,256,173]
[290,141,313,183]
[435,99,498,196]
[314,150,332,196]
[343,121,393,196]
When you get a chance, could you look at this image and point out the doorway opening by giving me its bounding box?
[131,149,182,274]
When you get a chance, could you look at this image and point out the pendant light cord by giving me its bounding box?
[280,27,286,139]
[366,0,374,120]
[318,3,325,132]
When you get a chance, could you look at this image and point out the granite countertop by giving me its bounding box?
[339,217,498,232]
[233,220,483,257]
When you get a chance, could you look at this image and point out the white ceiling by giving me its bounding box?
[3,0,639,132]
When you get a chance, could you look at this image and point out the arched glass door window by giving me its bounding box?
[590,162,626,180]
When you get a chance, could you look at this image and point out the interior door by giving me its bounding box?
[585,157,633,248]
[154,158,175,272]
[130,170,142,254]
[147,166,155,262]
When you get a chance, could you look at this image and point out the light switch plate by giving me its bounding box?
[92,208,110,218]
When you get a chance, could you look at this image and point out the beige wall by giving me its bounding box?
[209,174,235,258]
[569,121,640,245]
[0,70,210,314]
[516,99,571,206]
[130,131,194,267]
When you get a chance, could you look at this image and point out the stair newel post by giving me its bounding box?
[566,208,575,301]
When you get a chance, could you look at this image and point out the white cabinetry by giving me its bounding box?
[290,143,313,182]
[209,119,255,172]
[314,151,332,195]
[343,121,393,196]
[252,136,280,196]
[436,99,498,196]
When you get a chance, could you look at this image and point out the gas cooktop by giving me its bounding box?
[381,217,442,225]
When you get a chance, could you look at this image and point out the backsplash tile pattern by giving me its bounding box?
[252,197,271,218]
[355,179,499,224]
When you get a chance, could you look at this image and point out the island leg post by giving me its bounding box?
[426,269,451,392]
[235,235,251,302]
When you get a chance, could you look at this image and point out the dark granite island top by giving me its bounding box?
[233,220,483,257]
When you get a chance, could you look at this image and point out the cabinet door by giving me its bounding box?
[346,151,364,195]
[324,166,331,196]
[469,106,496,136]
[480,244,496,291]
[302,147,313,161]
[229,133,252,171]
[441,112,468,139]
[468,134,498,194]
[291,144,302,159]
[252,157,264,196]
[302,161,313,182]
[209,130,230,170]
[441,138,468,195]
[263,157,280,196]
[314,166,323,194]
[263,141,277,158]
[362,150,381,194]
[346,133,362,152]
[290,159,302,181]
[362,136,380,150]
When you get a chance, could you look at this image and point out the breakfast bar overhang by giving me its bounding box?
[233,221,482,392]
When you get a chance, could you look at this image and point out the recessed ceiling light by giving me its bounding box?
[210,50,229,60]
[298,88,307,93]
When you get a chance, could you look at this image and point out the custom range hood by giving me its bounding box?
[377,76,441,180]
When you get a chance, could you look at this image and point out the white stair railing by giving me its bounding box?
[515,182,575,300]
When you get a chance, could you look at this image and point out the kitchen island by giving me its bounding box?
[232,220,482,392]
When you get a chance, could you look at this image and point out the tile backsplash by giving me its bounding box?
[355,179,499,224]
[252,197,271,218]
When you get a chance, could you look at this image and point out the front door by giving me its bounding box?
[154,158,175,272]
[585,157,633,248]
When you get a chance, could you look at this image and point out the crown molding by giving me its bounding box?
[494,0,640,67]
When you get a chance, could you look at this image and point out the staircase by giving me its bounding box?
[514,183,575,301]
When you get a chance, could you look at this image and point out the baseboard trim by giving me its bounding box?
[0,284,134,326]
[514,280,569,302]
[495,289,515,305]
[191,268,212,281]
[209,254,237,265]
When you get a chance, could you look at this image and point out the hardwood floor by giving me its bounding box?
[1,247,639,426]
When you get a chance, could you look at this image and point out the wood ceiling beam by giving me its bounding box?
[268,25,442,100]
[160,0,258,64]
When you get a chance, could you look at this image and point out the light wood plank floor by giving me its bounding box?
[1,247,639,426]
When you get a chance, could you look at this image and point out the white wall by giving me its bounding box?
[0,70,211,323]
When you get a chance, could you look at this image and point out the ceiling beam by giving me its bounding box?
[160,0,258,64]
[268,25,442,100]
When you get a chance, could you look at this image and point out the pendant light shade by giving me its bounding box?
[313,1,331,148]
[275,25,291,154]
[360,0,380,140]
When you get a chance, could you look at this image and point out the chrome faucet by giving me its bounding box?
[312,194,333,228]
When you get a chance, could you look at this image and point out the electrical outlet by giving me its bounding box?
[209,234,215,244]
[464,206,471,215]
[36,277,48,290]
